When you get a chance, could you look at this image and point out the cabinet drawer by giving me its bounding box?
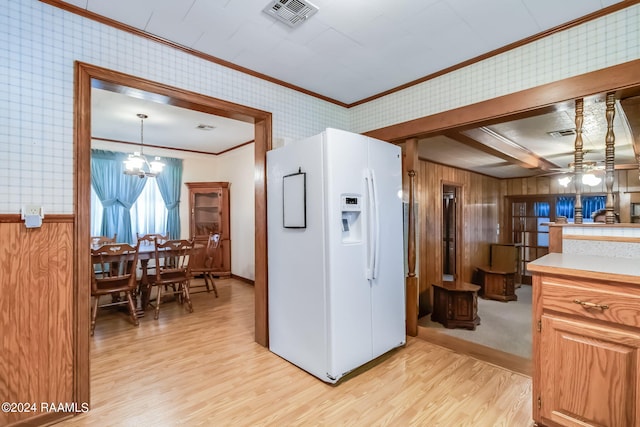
[542,279,640,329]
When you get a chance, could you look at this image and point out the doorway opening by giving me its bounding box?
[419,180,532,375]
[442,183,460,282]
[74,62,271,405]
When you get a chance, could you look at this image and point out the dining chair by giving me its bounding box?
[90,234,119,278]
[190,233,229,297]
[136,233,169,276]
[149,239,195,320]
[90,242,141,336]
[91,234,117,246]
[136,232,169,245]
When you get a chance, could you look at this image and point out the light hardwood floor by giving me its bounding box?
[59,278,533,426]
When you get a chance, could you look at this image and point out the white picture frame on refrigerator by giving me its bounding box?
[282,170,306,228]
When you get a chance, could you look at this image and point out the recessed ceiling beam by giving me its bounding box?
[453,127,560,171]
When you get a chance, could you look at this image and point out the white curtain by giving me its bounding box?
[91,180,168,240]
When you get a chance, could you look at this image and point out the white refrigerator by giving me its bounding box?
[267,128,406,384]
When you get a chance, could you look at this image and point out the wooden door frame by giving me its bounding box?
[74,62,272,406]
[366,59,640,331]
[365,59,640,143]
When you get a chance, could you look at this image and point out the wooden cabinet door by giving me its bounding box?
[191,189,222,239]
[186,182,231,274]
[539,314,640,427]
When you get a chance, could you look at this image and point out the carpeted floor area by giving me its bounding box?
[419,285,532,359]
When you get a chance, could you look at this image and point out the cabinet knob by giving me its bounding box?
[573,299,609,311]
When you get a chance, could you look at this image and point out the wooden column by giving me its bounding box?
[604,92,616,224]
[404,138,418,337]
[406,170,418,336]
[573,98,585,224]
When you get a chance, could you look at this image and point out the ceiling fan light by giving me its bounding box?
[582,173,602,186]
[558,176,572,187]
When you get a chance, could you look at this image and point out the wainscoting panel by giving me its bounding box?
[0,218,74,426]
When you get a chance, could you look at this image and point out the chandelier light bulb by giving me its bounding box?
[149,157,165,174]
[123,114,163,178]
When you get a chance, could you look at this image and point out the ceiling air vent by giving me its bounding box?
[547,129,576,138]
[263,0,319,28]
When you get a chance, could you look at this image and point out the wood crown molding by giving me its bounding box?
[38,0,640,108]
[92,137,255,157]
[38,0,349,108]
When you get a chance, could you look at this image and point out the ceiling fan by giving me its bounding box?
[547,160,606,174]
[544,161,605,187]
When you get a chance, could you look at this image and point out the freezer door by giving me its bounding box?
[367,137,406,358]
[324,128,373,380]
[267,134,330,382]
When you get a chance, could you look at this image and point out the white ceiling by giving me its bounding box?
[91,88,255,154]
[63,0,622,105]
[60,0,637,178]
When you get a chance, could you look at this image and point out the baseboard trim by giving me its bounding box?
[231,274,254,285]
[416,326,532,377]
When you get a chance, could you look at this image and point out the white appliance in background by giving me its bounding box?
[267,127,406,384]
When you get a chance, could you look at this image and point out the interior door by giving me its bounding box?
[442,184,459,282]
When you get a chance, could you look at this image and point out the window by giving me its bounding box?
[130,179,168,237]
[510,198,552,284]
[91,179,168,239]
[556,195,605,222]
[90,186,103,237]
[507,194,609,283]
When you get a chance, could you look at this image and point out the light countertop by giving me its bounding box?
[528,253,640,285]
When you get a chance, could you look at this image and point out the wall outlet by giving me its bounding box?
[21,205,44,220]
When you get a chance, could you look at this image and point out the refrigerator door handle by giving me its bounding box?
[365,170,375,280]
[370,169,380,280]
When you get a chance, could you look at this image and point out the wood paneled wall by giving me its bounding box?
[0,218,74,426]
[417,161,501,315]
[501,170,640,223]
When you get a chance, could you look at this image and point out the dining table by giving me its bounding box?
[135,244,159,314]
[91,241,203,317]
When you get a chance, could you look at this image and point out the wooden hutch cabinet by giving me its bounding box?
[186,182,231,276]
[529,254,640,427]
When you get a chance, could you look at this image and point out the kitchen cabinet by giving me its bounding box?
[529,254,640,427]
[186,182,230,275]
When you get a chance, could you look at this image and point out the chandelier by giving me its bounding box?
[123,113,165,178]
